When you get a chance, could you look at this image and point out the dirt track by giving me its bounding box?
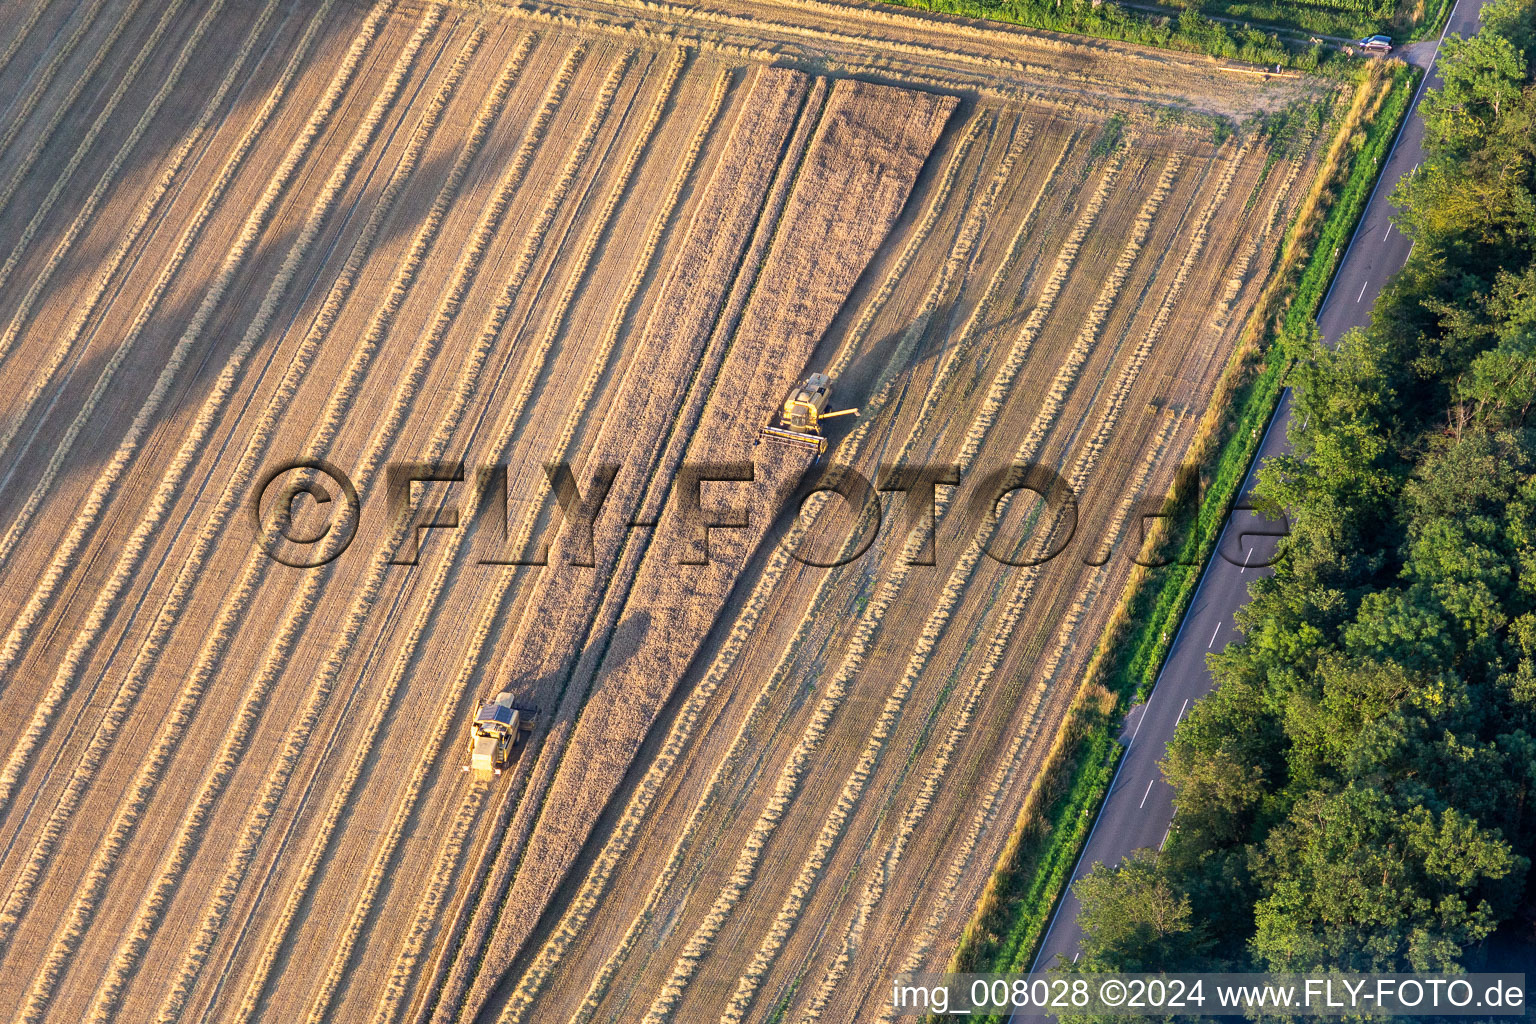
[0,2,1329,1023]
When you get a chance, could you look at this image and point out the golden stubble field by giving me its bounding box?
[0,1,1329,1023]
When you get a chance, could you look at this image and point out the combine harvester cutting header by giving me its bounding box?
[758,372,859,457]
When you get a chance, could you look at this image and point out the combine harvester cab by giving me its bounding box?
[465,691,526,776]
[758,372,858,458]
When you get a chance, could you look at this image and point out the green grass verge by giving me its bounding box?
[941,61,1419,1001]
[870,0,1327,68]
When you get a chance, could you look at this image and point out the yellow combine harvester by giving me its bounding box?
[464,691,529,775]
[758,372,858,456]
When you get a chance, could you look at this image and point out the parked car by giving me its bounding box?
[1358,34,1393,53]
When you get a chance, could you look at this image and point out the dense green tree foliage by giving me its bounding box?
[1071,0,1536,975]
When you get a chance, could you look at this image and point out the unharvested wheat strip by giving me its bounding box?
[370,50,689,1024]
[535,118,1003,1024]
[295,50,626,1024]
[0,0,194,379]
[497,77,841,1024]
[505,79,956,1024]
[73,34,586,1024]
[0,0,282,536]
[144,29,493,1024]
[0,0,51,82]
[0,0,343,688]
[0,10,485,964]
[0,0,111,197]
[433,64,730,1024]
[826,112,986,381]
[5,2,395,1014]
[0,0,148,259]
[215,40,546,1024]
[640,143,1135,1024]
[499,66,798,1021]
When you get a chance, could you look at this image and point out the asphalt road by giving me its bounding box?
[1026,0,1488,978]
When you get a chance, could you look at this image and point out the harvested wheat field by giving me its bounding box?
[0,0,1330,1022]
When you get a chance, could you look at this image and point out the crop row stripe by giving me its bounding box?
[217,32,545,1024]
[3,3,395,1018]
[717,130,1103,1024]
[0,0,114,208]
[145,21,490,1024]
[0,0,286,564]
[100,30,583,1024]
[0,0,193,387]
[0,0,337,951]
[0,0,51,82]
